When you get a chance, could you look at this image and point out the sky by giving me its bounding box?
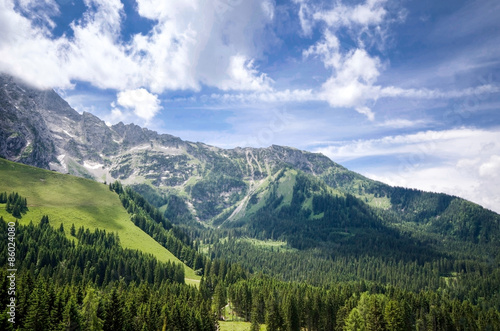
[1,0,500,212]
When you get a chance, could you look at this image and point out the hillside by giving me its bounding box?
[2,74,499,244]
[0,157,199,283]
[2,75,500,329]
[2,73,500,283]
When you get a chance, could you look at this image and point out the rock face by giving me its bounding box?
[0,73,348,222]
[2,73,499,242]
[0,74,58,169]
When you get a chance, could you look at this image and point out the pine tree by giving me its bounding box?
[345,307,366,331]
[284,294,300,331]
[213,283,227,320]
[266,295,283,331]
[12,205,21,218]
[384,300,406,331]
[40,215,49,226]
[24,285,50,330]
[63,296,82,331]
[104,288,123,331]
[364,295,386,331]
[82,288,103,331]
[250,295,261,331]
[0,192,7,203]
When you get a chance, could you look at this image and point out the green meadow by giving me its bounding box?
[0,158,199,283]
[219,321,266,331]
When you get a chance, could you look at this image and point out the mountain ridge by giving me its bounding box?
[1,73,499,246]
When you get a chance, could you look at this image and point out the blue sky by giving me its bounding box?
[1,0,500,212]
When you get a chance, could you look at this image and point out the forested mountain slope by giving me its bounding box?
[1,73,498,246]
[0,157,200,282]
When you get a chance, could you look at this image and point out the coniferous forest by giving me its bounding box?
[1,180,500,330]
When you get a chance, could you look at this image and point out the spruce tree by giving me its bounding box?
[384,300,406,331]
[284,294,300,331]
[12,205,21,218]
[266,295,282,331]
[345,307,366,331]
[250,295,261,331]
[104,288,123,331]
[63,296,82,331]
[24,285,50,330]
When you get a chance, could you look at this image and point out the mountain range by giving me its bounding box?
[1,73,499,248]
[2,73,500,329]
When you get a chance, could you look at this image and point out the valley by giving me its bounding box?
[1,74,500,330]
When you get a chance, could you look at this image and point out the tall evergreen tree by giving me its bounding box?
[345,307,366,331]
[63,296,82,331]
[104,288,123,331]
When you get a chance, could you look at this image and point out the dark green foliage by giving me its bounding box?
[232,173,440,263]
[110,182,207,272]
[1,191,28,217]
[0,217,217,331]
[163,193,197,226]
[221,276,500,331]
[104,288,123,331]
[0,216,185,287]
[130,183,167,208]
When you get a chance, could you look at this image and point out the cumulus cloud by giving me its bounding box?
[116,89,162,122]
[303,28,382,119]
[318,48,381,112]
[299,0,389,119]
[218,55,274,92]
[1,0,498,120]
[297,0,500,120]
[0,0,275,93]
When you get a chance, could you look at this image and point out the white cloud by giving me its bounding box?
[294,0,314,36]
[303,30,341,68]
[479,155,500,178]
[116,89,162,122]
[0,0,275,93]
[261,0,275,20]
[315,128,499,161]
[377,119,427,128]
[380,84,500,99]
[300,0,499,120]
[209,88,315,105]
[16,0,60,30]
[299,0,389,119]
[313,47,382,119]
[313,0,387,28]
[218,55,274,92]
[355,106,375,121]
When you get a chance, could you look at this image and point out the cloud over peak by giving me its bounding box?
[116,88,162,122]
[0,0,275,94]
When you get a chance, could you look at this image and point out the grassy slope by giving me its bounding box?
[219,321,266,331]
[0,158,199,283]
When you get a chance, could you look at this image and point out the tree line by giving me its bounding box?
[0,216,217,330]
